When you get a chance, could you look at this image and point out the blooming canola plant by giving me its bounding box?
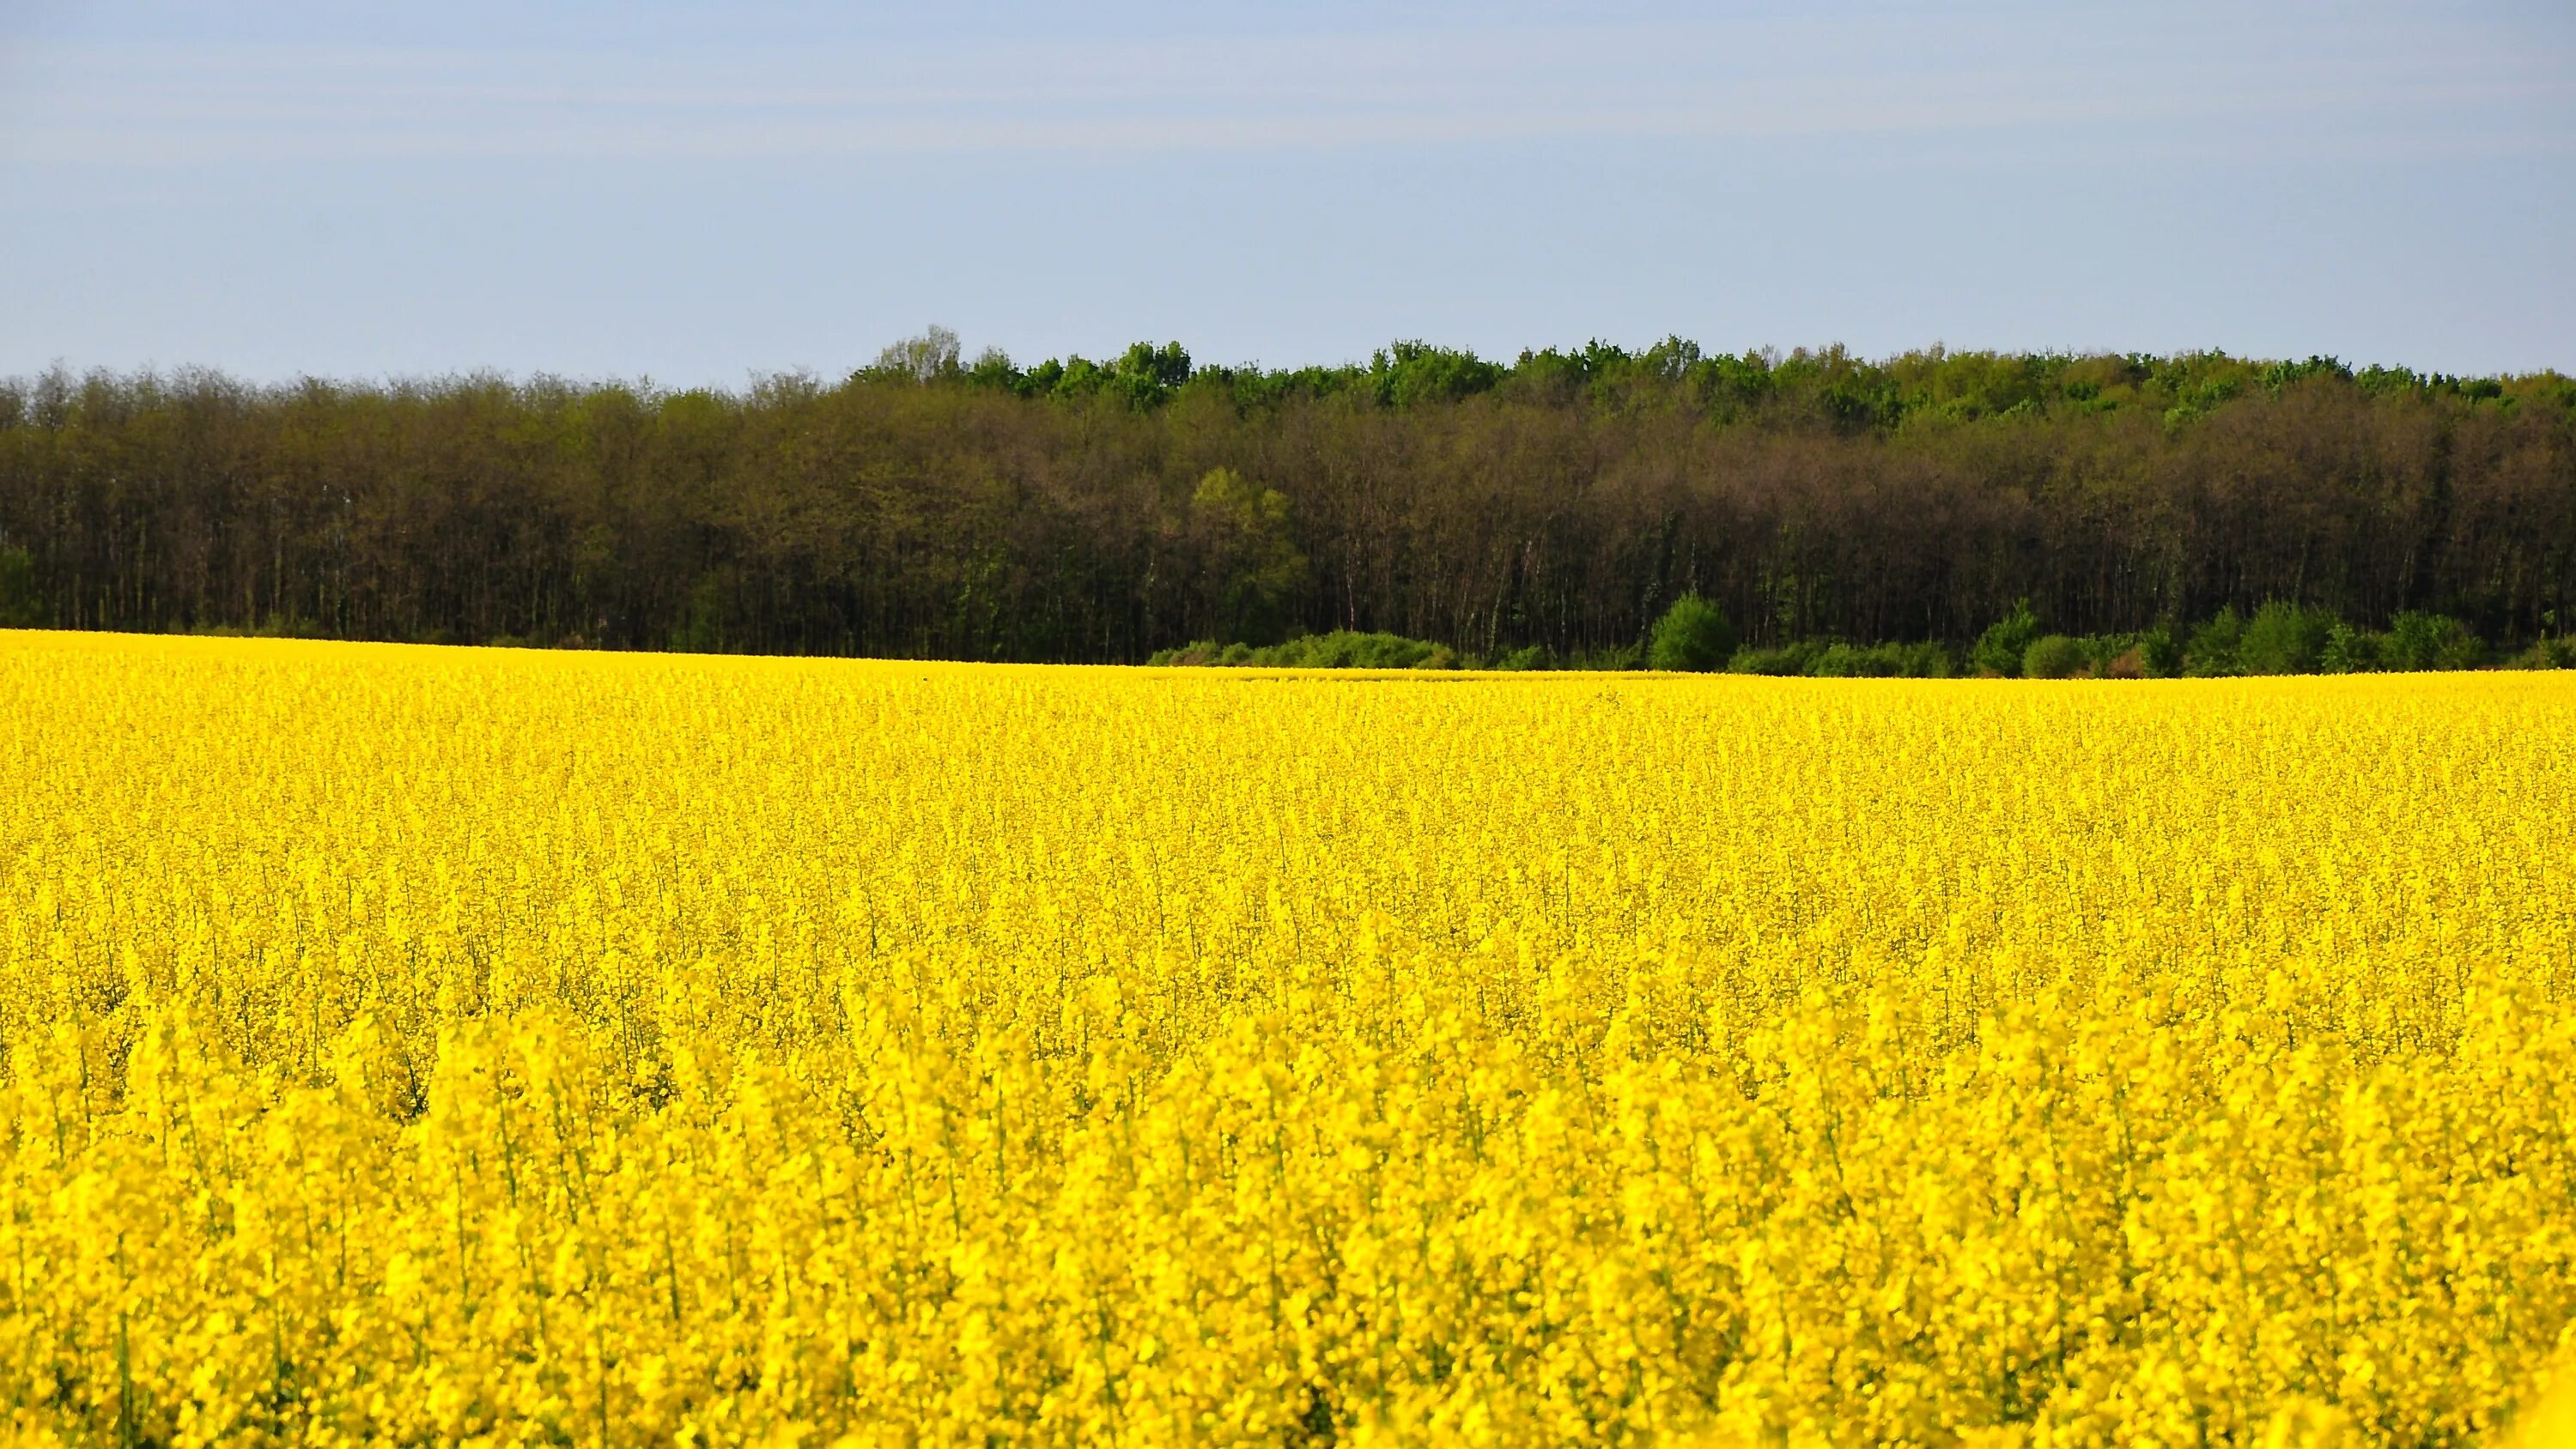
[2,633,2573,1444]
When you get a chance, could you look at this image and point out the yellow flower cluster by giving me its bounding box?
[3,633,2573,1446]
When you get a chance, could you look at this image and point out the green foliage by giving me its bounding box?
[988,342,1194,408]
[1370,342,1505,409]
[965,348,1021,391]
[1646,594,1737,672]
[2021,634,2090,680]
[2185,608,2245,676]
[5,349,2571,662]
[1972,601,2041,677]
[1801,641,1953,678]
[0,547,45,627]
[2382,612,2484,671]
[1151,631,1458,670]
[1143,609,2556,679]
[1802,642,1899,678]
[2136,627,2184,678]
[2237,602,2338,676]
[1109,342,1193,408]
[2518,636,2576,670]
[2259,355,2354,391]
[951,334,2532,428]
[2318,621,2380,674]
[1728,643,1814,676]
[1189,468,1307,646]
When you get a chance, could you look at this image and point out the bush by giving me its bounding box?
[1492,644,1554,671]
[1148,631,1459,669]
[1972,601,2041,677]
[2136,626,2184,677]
[2021,634,2090,680]
[2318,622,2379,674]
[1647,594,1737,672]
[2382,612,2483,671]
[2185,608,2245,676]
[1726,643,1814,676]
[2237,601,2337,675]
[2519,636,2576,670]
[1274,631,1454,669]
[1800,640,1954,677]
[1803,643,1899,678]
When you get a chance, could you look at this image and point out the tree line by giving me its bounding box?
[1,332,2570,663]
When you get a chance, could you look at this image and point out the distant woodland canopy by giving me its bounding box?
[1,332,2570,663]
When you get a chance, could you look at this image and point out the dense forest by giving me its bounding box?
[2,331,2571,664]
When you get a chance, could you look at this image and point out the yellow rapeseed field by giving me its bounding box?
[3,632,2575,1446]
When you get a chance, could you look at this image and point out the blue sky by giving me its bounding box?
[3,1,2570,385]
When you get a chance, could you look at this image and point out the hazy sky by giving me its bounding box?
[3,1,2570,385]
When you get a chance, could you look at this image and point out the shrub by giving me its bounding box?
[1728,643,1815,676]
[1804,643,1900,678]
[1647,595,1737,672]
[2136,626,2184,677]
[2021,634,2090,680]
[2237,601,2337,675]
[1774,641,1955,677]
[1275,631,1455,669]
[2318,622,2379,674]
[2519,636,2576,670]
[1150,631,1460,668]
[1493,644,1554,671]
[2185,608,2245,676]
[2383,612,2483,671]
[1972,601,2041,677]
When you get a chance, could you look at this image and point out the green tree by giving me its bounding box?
[1973,601,2041,676]
[1647,594,1736,671]
[3,351,2570,664]
[2383,612,2483,671]
[2237,601,2336,675]
[1109,342,1192,407]
[2021,634,2089,679]
[2318,621,2379,673]
[1190,468,1307,646]
[1372,342,1504,408]
[2136,626,2184,677]
[2186,608,2246,676]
